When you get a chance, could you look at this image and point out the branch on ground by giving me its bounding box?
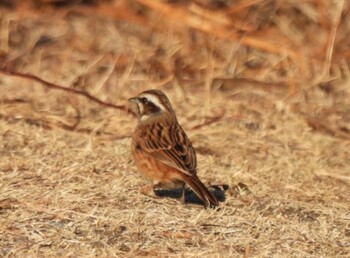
[0,67,136,117]
[0,68,224,133]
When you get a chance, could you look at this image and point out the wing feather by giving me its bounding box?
[137,118,197,176]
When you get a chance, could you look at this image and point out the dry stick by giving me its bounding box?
[0,97,93,134]
[324,0,344,78]
[0,98,28,104]
[226,0,265,14]
[0,68,136,117]
[0,68,223,132]
[0,103,131,138]
[190,109,226,130]
[315,170,350,185]
[306,117,350,141]
[0,68,135,136]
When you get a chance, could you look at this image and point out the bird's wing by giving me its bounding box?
[138,119,197,176]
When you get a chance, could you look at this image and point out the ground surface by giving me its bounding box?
[0,1,350,257]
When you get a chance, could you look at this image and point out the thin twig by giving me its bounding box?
[0,68,227,131]
[315,170,350,185]
[0,112,130,138]
[190,109,226,130]
[306,116,350,141]
[324,0,344,78]
[0,68,136,117]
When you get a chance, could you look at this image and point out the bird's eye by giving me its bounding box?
[141,97,148,103]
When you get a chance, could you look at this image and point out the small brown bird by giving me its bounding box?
[129,89,219,208]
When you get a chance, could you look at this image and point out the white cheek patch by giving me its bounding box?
[140,93,166,112]
[141,114,151,121]
[137,102,144,115]
[137,102,152,121]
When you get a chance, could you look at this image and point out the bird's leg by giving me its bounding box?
[180,185,186,204]
[177,181,187,204]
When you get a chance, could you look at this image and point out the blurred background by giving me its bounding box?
[1,0,350,134]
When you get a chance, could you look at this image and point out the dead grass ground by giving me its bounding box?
[0,1,350,257]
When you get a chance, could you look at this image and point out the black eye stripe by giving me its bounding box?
[147,102,161,113]
[138,96,162,115]
[140,97,148,103]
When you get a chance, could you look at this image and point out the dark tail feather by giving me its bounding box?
[182,174,219,208]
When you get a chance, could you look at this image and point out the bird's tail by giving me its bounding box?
[182,174,219,208]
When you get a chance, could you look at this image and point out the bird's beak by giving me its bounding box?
[128,97,138,103]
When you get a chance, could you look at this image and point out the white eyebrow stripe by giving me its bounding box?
[140,93,166,111]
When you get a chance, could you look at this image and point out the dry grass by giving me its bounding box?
[1,0,350,257]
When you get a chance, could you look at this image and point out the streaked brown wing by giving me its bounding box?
[138,118,197,176]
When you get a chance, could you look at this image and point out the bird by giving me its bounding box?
[128,89,219,208]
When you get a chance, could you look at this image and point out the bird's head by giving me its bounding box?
[128,90,175,121]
